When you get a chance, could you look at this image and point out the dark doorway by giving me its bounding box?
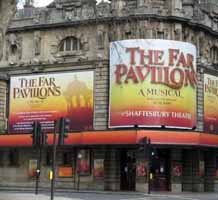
[120,150,136,191]
[150,148,170,191]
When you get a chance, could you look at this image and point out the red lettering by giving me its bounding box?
[187,54,194,70]
[184,69,197,88]
[150,67,157,84]
[136,65,150,82]
[176,52,187,67]
[170,68,184,88]
[115,64,128,84]
[139,49,145,65]
[126,48,138,65]
[169,49,179,66]
[124,67,139,84]
[154,50,164,65]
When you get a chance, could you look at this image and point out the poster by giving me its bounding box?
[172,162,182,177]
[77,149,91,175]
[94,159,104,179]
[9,71,94,133]
[204,74,218,133]
[28,159,37,177]
[109,39,197,129]
[199,160,205,177]
[58,166,73,177]
[136,161,147,177]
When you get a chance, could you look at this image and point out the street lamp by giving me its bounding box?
[77,152,82,190]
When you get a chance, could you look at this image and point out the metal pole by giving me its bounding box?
[147,138,151,194]
[77,170,80,190]
[35,145,42,195]
[51,120,57,200]
[77,153,82,191]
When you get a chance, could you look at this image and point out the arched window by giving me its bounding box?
[210,46,218,63]
[59,37,82,52]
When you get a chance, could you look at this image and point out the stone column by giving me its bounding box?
[0,79,7,133]
[93,148,105,190]
[135,150,148,192]
[205,150,216,192]
[210,151,218,192]
[192,149,204,192]
[104,148,120,191]
[171,149,182,193]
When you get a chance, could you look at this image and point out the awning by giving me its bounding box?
[0,130,217,147]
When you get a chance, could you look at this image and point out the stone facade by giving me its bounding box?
[0,0,218,193]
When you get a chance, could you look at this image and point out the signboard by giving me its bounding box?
[77,149,91,175]
[9,71,94,133]
[109,39,197,129]
[94,159,104,179]
[58,166,73,177]
[136,161,147,177]
[204,74,218,133]
[28,159,37,177]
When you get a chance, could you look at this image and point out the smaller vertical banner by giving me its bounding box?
[94,159,104,179]
[172,162,182,177]
[204,74,218,133]
[199,160,205,177]
[136,161,147,177]
[28,159,37,177]
[77,149,91,176]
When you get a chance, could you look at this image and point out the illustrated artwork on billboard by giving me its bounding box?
[204,74,218,133]
[109,39,197,129]
[9,71,94,133]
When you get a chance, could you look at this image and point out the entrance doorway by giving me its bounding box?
[120,150,136,191]
[150,148,170,191]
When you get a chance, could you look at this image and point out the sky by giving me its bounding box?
[18,0,108,8]
[34,0,54,7]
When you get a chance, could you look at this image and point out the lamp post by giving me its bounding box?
[139,137,151,194]
[51,120,58,200]
[77,152,82,190]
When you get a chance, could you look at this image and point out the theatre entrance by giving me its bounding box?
[120,150,136,191]
[150,148,171,191]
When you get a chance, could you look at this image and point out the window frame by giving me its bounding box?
[59,37,82,52]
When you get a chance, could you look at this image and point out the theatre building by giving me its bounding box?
[0,0,218,193]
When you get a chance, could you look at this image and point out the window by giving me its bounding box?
[216,156,218,169]
[59,37,82,52]
[0,151,4,166]
[210,46,218,63]
[8,149,19,166]
[11,44,17,55]
[46,150,52,166]
[157,31,165,39]
[62,152,72,166]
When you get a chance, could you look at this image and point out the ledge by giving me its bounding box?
[0,130,217,148]
[6,14,218,37]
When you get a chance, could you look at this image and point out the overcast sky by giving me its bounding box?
[34,0,53,7]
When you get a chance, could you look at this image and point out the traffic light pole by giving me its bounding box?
[51,121,57,200]
[35,144,42,195]
[147,138,151,194]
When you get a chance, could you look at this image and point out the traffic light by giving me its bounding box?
[41,132,48,146]
[139,137,151,159]
[58,117,70,145]
[32,121,41,146]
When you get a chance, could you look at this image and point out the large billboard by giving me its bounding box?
[204,74,218,133]
[109,39,197,129]
[9,71,94,133]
